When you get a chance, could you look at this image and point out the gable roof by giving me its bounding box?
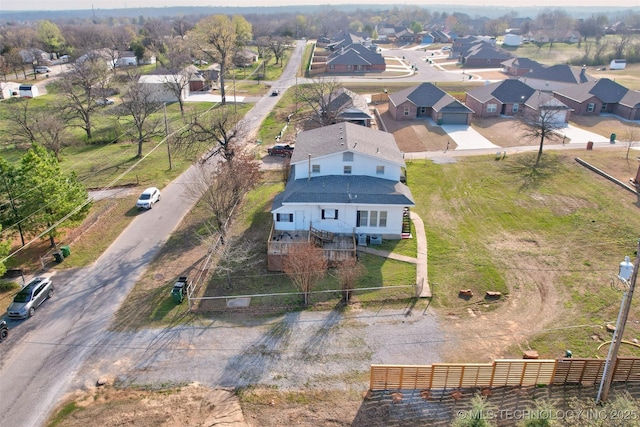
[390,83,474,114]
[290,122,403,166]
[554,78,640,105]
[327,44,384,66]
[466,79,536,104]
[463,43,511,61]
[524,91,571,110]
[501,57,543,70]
[325,88,371,119]
[271,175,415,209]
[389,83,447,108]
[523,64,592,84]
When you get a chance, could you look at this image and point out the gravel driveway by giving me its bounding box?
[73,306,443,392]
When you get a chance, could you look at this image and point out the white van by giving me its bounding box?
[19,85,39,98]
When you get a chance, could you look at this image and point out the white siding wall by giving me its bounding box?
[293,152,401,181]
[273,203,407,237]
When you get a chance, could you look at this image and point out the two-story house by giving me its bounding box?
[268,122,415,270]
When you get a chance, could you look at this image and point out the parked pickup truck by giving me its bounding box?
[267,144,294,157]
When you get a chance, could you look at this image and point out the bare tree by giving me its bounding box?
[266,36,290,67]
[612,32,633,59]
[519,95,566,167]
[282,243,327,306]
[296,78,347,126]
[58,53,110,139]
[593,39,609,64]
[623,125,640,160]
[8,100,68,159]
[175,105,246,163]
[189,149,259,239]
[190,15,252,105]
[158,38,194,117]
[336,256,366,303]
[118,73,164,157]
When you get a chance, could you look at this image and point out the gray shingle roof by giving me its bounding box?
[501,57,543,70]
[327,44,384,66]
[523,64,591,84]
[291,122,404,165]
[389,83,447,108]
[554,78,636,104]
[271,175,415,210]
[466,79,535,104]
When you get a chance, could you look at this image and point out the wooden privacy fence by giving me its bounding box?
[370,358,640,391]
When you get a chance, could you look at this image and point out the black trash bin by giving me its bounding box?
[53,252,64,263]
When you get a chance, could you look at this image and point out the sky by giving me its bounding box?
[4,0,639,12]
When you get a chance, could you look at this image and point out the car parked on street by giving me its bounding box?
[35,66,51,73]
[136,187,161,210]
[0,319,7,342]
[267,144,294,157]
[95,98,115,106]
[6,277,54,319]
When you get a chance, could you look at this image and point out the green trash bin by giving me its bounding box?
[171,282,185,304]
[60,245,71,257]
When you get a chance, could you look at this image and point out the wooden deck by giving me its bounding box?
[267,224,356,271]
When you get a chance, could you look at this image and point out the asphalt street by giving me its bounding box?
[0,41,307,427]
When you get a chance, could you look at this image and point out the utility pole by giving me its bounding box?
[597,239,640,403]
[163,102,172,170]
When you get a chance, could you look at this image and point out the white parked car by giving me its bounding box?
[35,66,51,73]
[95,98,115,106]
[136,187,161,210]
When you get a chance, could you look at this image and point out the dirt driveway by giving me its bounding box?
[375,103,556,152]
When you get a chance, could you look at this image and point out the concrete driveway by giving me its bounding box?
[555,124,611,145]
[418,117,500,151]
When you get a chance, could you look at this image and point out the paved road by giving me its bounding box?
[0,41,306,427]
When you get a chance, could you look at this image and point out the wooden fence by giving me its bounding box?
[370,357,640,391]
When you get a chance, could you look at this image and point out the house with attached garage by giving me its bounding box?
[268,122,415,271]
[388,82,474,124]
[553,78,640,121]
[466,79,570,123]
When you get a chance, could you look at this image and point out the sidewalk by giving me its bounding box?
[356,211,431,298]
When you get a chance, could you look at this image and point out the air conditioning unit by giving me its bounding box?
[357,233,367,246]
[370,234,382,245]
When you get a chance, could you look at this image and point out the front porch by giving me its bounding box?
[267,224,357,272]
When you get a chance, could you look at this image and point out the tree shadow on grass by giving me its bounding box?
[501,153,563,192]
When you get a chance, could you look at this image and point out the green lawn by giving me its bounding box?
[408,150,640,357]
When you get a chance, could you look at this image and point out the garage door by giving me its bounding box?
[441,113,468,124]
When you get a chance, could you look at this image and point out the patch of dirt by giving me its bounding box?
[53,382,248,427]
[472,116,563,147]
[375,102,451,152]
[439,233,565,362]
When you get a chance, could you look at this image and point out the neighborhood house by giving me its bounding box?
[268,122,414,271]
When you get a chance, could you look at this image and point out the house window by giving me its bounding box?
[512,104,519,113]
[379,211,387,227]
[312,164,320,173]
[420,107,426,114]
[404,106,410,116]
[601,103,608,111]
[587,103,595,113]
[487,104,497,113]
[344,165,352,174]
[329,64,335,70]
[343,152,353,162]
[276,213,293,222]
[376,166,385,175]
[356,210,388,227]
[357,210,368,227]
[322,209,338,220]
[370,211,378,227]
